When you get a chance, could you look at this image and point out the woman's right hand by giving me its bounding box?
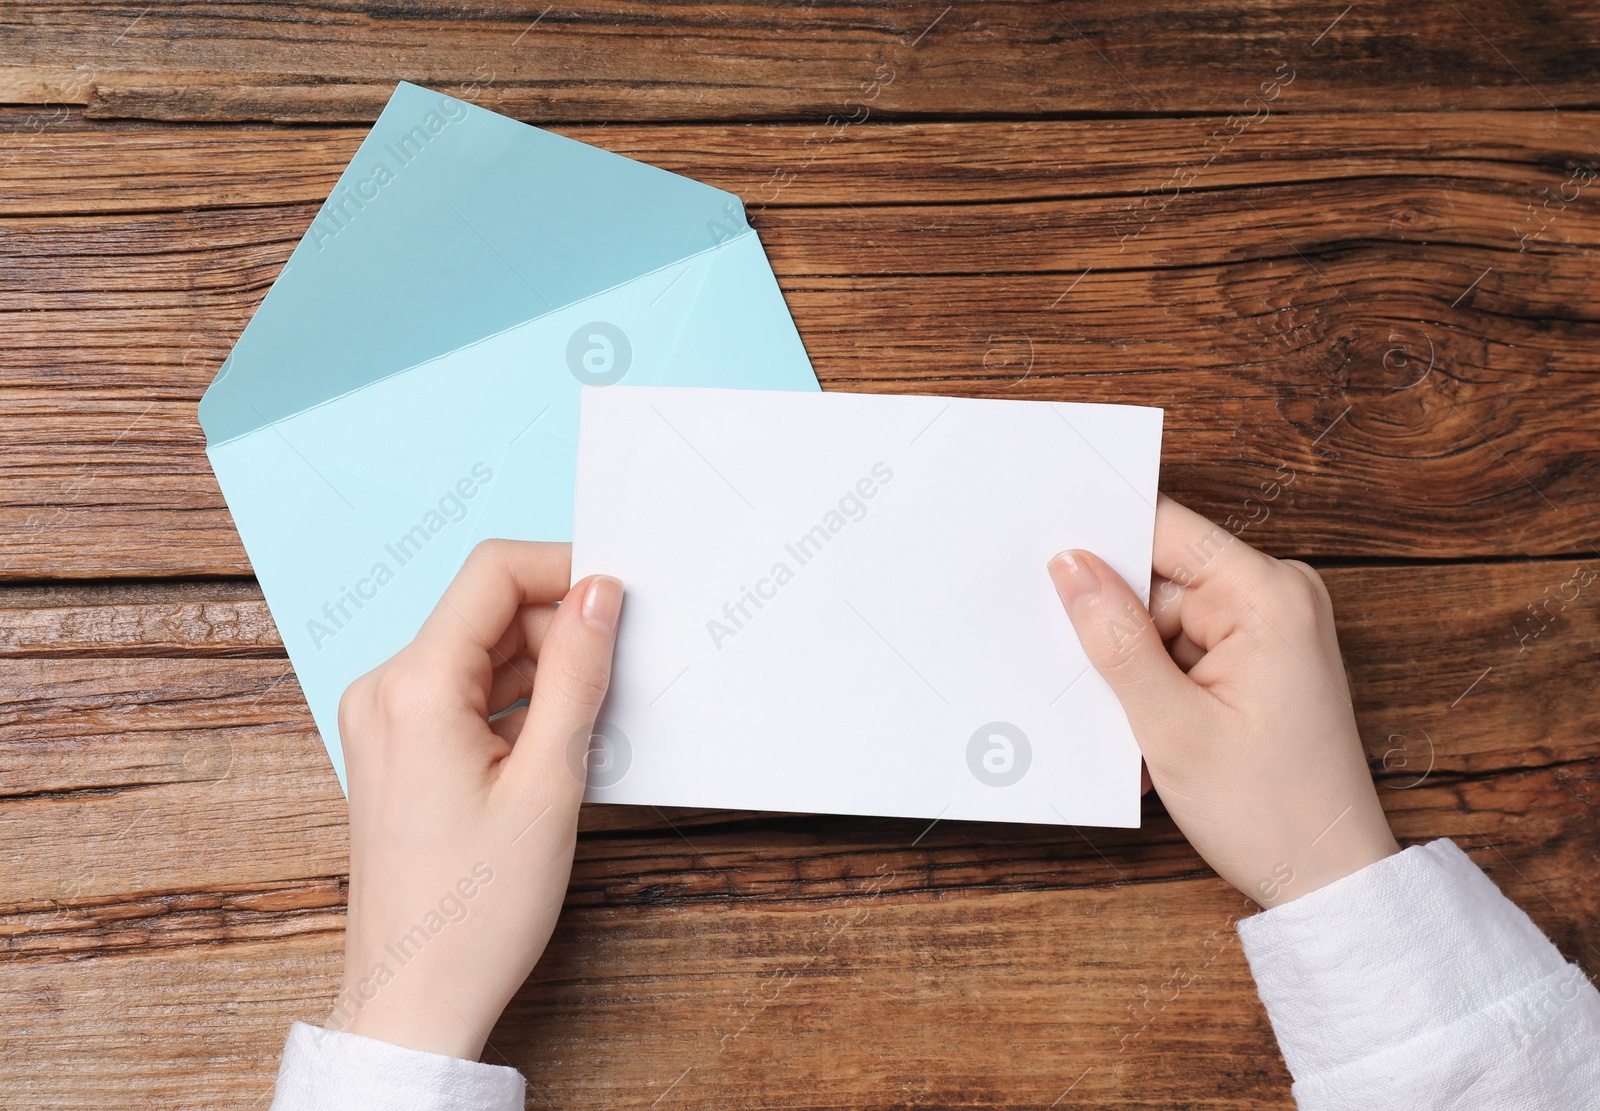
[1049,495,1398,908]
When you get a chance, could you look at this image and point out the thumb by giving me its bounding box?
[504,574,623,798]
[1048,549,1192,742]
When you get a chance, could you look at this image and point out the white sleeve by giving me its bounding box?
[269,1021,525,1111]
[1238,839,1600,1110]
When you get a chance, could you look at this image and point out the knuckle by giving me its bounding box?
[371,655,447,718]
[337,670,388,762]
[1287,564,1329,612]
[1256,562,1326,633]
[466,537,513,569]
[336,678,370,739]
[338,667,381,716]
[1282,558,1329,595]
[371,658,415,704]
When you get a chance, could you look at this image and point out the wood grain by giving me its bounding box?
[1,767,1594,1108]
[2,558,1595,919]
[5,112,1599,215]
[2,2,1596,124]
[2,601,1595,1104]
[4,744,1596,956]
[0,581,279,658]
[3,5,1598,1106]
[3,114,1598,576]
[2,886,1292,1109]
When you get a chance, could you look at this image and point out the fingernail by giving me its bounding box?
[1049,550,1101,606]
[581,575,623,635]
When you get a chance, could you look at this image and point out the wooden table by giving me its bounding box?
[3,3,1598,1107]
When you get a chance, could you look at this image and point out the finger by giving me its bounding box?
[488,704,529,745]
[1049,549,1199,745]
[1168,631,1207,672]
[488,604,559,673]
[501,574,623,796]
[1152,494,1276,592]
[413,540,572,664]
[1281,558,1335,610]
[487,653,537,716]
[1149,574,1185,641]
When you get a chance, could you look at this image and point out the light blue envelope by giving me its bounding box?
[199,82,819,788]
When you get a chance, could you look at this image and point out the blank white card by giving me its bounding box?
[571,386,1162,828]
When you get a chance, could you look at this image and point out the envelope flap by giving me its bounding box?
[199,81,751,446]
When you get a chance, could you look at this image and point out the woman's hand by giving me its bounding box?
[1050,495,1397,908]
[328,540,622,1059]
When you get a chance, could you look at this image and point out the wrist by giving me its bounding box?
[1252,823,1400,909]
[326,977,491,1061]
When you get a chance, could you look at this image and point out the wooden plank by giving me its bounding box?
[0,884,1295,1109]
[4,754,1597,955]
[3,111,1599,573]
[0,112,1593,573]
[1,776,1595,1108]
[0,657,348,907]
[0,2,1594,123]
[0,934,338,1108]
[1,566,1594,1106]
[0,581,279,658]
[1,559,1595,754]
[5,112,1600,216]
[1333,558,1600,782]
[1,558,1595,917]
[8,178,1600,297]
[513,800,1595,1110]
[6,275,1599,574]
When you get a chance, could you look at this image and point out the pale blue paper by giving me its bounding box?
[199,83,819,788]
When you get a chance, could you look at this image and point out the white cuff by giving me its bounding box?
[269,1021,525,1111]
[1239,838,1600,1109]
